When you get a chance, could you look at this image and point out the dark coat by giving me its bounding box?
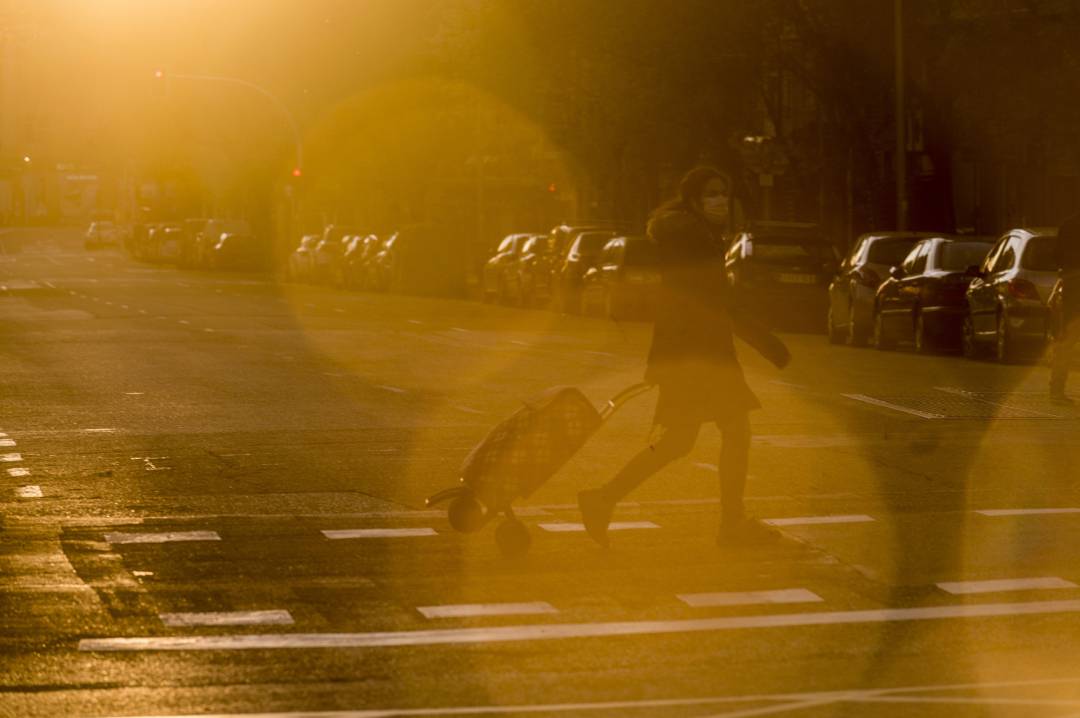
[1058,214,1080,319]
[644,207,788,427]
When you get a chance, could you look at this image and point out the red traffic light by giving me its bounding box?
[154,69,165,79]
[547,183,557,193]
[291,168,302,178]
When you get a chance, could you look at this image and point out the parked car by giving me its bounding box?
[724,223,839,330]
[313,225,362,285]
[962,228,1059,362]
[178,219,209,268]
[516,234,559,307]
[85,221,119,250]
[210,232,262,271]
[155,226,183,262]
[482,233,537,304]
[370,225,465,296]
[827,231,936,345]
[581,235,660,320]
[555,230,619,312]
[342,234,376,289]
[287,234,321,282]
[195,219,252,269]
[350,235,387,290]
[871,236,994,352]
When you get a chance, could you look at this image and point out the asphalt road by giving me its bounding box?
[2,227,1080,718]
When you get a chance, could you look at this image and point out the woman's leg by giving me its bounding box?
[717,412,751,525]
[598,421,702,502]
[579,421,701,545]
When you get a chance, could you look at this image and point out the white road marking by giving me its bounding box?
[322,528,437,539]
[1,453,23,462]
[407,319,424,325]
[977,508,1080,517]
[105,531,221,545]
[584,350,616,358]
[120,304,129,309]
[7,467,30,477]
[15,485,42,498]
[842,394,945,420]
[375,385,407,394]
[78,599,1080,653]
[132,571,154,577]
[124,392,144,396]
[178,320,191,325]
[510,340,531,346]
[203,328,215,333]
[937,577,1078,595]
[160,610,294,627]
[82,428,117,434]
[0,432,6,437]
[67,290,76,295]
[678,589,824,608]
[334,308,345,314]
[449,327,469,333]
[75,678,1080,717]
[453,405,485,415]
[138,309,148,315]
[764,514,875,527]
[694,462,719,472]
[417,602,557,619]
[538,521,660,533]
[0,438,15,447]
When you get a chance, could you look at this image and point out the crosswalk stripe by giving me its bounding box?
[105,531,221,545]
[763,514,874,527]
[15,485,42,498]
[322,528,437,539]
[417,602,557,619]
[937,577,1078,595]
[678,589,824,607]
[159,610,294,627]
[538,521,660,533]
[1,452,23,462]
[78,599,1080,652]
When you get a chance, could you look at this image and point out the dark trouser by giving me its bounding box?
[1051,315,1080,396]
[598,413,751,524]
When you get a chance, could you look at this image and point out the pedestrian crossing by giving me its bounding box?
[30,505,1078,656]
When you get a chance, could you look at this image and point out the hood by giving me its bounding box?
[647,208,707,242]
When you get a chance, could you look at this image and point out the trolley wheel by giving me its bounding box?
[495,518,532,558]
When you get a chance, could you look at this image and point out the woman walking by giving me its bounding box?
[577,166,790,547]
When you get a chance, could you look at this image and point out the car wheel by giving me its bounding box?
[872,310,895,351]
[995,312,1017,364]
[827,304,844,344]
[845,300,866,347]
[914,311,934,354]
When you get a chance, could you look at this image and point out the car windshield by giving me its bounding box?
[751,236,833,262]
[938,241,991,271]
[576,233,613,253]
[867,238,921,265]
[624,240,658,266]
[1021,235,1060,271]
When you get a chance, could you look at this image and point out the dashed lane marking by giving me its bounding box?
[82,428,117,433]
[678,589,824,608]
[937,577,1079,595]
[842,394,945,420]
[105,531,221,545]
[160,610,294,627]
[6,467,30,477]
[417,602,558,619]
[407,319,424,325]
[15,485,42,498]
[0,438,14,447]
[694,462,719,472]
[178,320,191,325]
[1,452,23,462]
[977,508,1080,517]
[375,385,407,394]
[322,528,437,539]
[453,405,485,415]
[77,599,1080,652]
[764,514,875,527]
[538,521,660,533]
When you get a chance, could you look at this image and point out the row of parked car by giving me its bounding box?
[285,224,464,296]
[827,228,1064,363]
[93,217,263,271]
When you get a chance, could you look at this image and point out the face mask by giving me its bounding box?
[701,196,729,224]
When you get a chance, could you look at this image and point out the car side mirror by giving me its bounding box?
[889,266,904,280]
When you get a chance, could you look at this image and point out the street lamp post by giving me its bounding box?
[155,70,304,262]
[894,0,908,231]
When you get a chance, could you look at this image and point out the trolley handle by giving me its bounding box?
[599,382,654,420]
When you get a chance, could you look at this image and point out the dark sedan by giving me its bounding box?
[724,224,839,330]
[963,228,1060,363]
[872,236,994,353]
[827,231,935,345]
[555,230,618,313]
[581,235,660,320]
